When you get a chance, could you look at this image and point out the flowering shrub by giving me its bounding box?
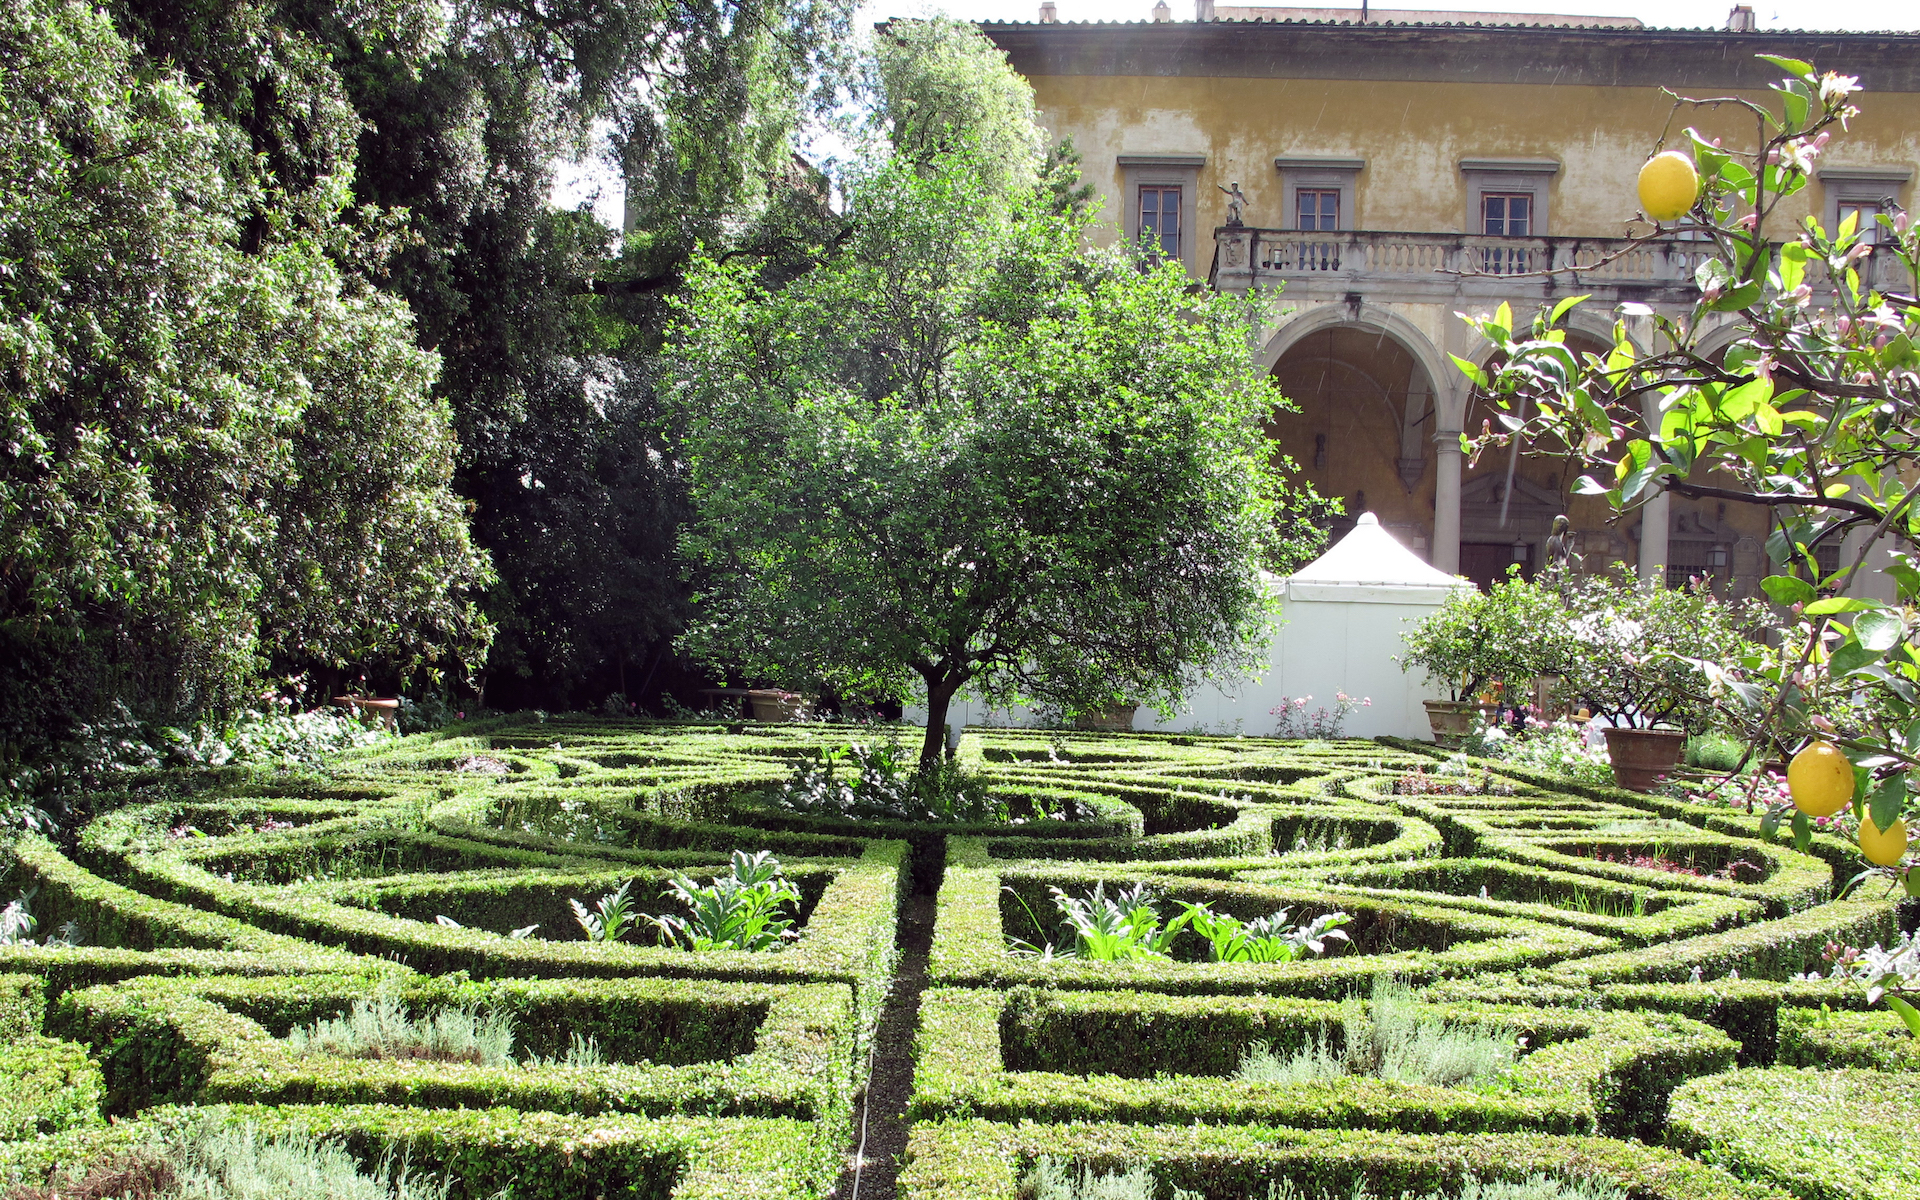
[1471,718,1615,788]
[1270,693,1369,739]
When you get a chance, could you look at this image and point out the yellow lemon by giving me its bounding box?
[1788,741,1854,818]
[1638,151,1700,222]
[1860,813,1910,868]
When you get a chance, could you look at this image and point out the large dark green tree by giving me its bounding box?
[88,0,856,709]
[0,0,488,757]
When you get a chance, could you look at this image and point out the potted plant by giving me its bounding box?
[1400,575,1571,746]
[1072,702,1137,732]
[745,689,813,722]
[1559,572,1761,790]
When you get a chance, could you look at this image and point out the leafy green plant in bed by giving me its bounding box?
[1006,883,1348,963]
[1185,902,1349,963]
[647,849,802,952]
[569,879,640,942]
[777,740,1042,823]
[0,889,81,947]
[1802,930,1920,1037]
[1006,882,1191,961]
[286,992,516,1067]
[1238,978,1519,1088]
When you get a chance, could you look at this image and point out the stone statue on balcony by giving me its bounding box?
[1218,181,1246,227]
[1544,514,1584,574]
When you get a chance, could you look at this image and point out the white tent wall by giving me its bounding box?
[904,514,1468,742]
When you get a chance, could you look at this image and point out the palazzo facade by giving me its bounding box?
[982,8,1920,593]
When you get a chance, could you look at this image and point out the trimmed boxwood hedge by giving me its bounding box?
[911,986,1735,1138]
[897,1119,1793,1200]
[3,837,359,962]
[114,836,905,994]
[930,839,1617,996]
[0,1103,834,1200]
[0,1035,104,1139]
[1776,1007,1920,1072]
[1667,1068,1920,1200]
[1549,899,1899,986]
[52,971,855,1137]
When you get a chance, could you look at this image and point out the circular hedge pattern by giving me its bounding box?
[0,715,1908,1200]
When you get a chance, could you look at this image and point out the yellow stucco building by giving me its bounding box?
[982,7,1920,593]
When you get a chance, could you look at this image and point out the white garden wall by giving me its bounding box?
[911,514,1470,741]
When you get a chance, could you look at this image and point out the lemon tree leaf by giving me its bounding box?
[1870,774,1907,834]
[1761,575,1815,606]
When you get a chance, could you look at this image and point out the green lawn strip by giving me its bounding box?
[897,1119,1792,1200]
[1667,1068,1920,1200]
[912,986,1734,1138]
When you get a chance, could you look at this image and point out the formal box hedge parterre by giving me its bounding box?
[7,717,1913,1200]
[911,985,1736,1138]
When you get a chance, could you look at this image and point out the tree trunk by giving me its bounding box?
[920,676,958,771]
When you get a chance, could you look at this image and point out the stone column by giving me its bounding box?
[1430,360,1470,576]
[1432,428,1463,574]
[1637,392,1669,584]
[1638,490,1670,584]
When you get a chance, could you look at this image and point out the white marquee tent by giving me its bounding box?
[922,513,1471,740]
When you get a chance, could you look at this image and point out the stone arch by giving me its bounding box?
[1260,303,1450,399]
[1263,307,1449,560]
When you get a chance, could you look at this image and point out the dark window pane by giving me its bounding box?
[1140,186,1180,261]
[1299,189,1338,231]
[1483,193,1534,237]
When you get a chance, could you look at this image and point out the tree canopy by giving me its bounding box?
[668,143,1316,765]
[0,0,488,753]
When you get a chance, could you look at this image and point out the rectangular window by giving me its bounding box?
[1482,193,1532,236]
[1839,200,1881,244]
[1297,189,1340,231]
[1139,186,1181,262]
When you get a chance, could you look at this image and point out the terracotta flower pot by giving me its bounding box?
[1074,702,1137,732]
[746,690,812,722]
[1423,700,1495,747]
[333,695,400,729]
[1602,726,1687,791]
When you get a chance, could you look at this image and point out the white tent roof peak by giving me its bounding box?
[1285,512,1470,602]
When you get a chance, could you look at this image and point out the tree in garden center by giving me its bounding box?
[667,145,1319,768]
[0,1,489,765]
[1458,56,1920,874]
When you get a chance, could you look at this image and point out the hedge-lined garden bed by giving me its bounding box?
[0,716,1907,1200]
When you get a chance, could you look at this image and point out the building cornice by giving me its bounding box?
[978,22,1920,93]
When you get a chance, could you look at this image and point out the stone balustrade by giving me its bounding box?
[1211,226,1914,307]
